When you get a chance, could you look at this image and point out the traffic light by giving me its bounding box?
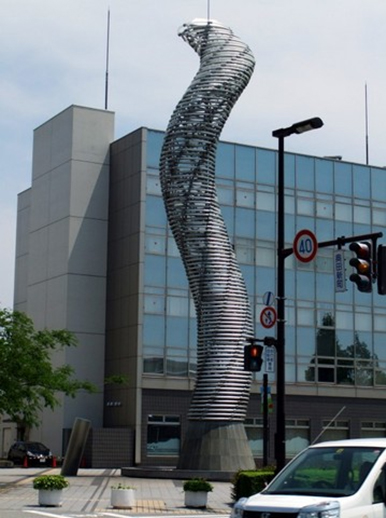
[244,342,264,372]
[378,244,386,295]
[349,241,372,292]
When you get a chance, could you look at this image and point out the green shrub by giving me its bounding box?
[183,478,213,492]
[111,483,136,490]
[231,469,275,501]
[33,474,69,490]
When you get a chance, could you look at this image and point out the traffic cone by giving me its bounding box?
[52,456,56,468]
[23,456,28,468]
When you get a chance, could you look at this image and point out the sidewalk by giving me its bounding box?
[0,467,234,514]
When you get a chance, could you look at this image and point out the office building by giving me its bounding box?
[7,104,386,466]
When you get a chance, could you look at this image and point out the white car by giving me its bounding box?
[232,438,386,518]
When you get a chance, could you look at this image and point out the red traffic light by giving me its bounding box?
[349,241,372,293]
[244,343,264,372]
[250,346,260,357]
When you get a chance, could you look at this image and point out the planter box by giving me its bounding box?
[111,488,136,509]
[184,490,209,508]
[38,489,64,507]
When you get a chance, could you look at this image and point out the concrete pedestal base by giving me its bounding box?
[177,421,255,471]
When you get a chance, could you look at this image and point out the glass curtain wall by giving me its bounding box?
[143,130,386,388]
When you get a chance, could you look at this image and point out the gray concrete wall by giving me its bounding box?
[13,105,115,456]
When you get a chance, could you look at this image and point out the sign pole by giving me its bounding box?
[263,373,269,467]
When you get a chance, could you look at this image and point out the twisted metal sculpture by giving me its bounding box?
[160,19,255,423]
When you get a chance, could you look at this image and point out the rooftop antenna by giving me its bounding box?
[104,7,111,110]
[365,82,369,165]
[207,0,211,20]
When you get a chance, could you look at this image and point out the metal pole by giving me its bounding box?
[276,135,286,472]
[365,82,369,165]
[263,373,269,466]
[272,117,323,472]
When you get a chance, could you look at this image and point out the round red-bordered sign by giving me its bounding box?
[260,307,277,329]
[293,229,318,263]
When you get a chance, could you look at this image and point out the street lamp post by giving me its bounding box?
[272,117,324,472]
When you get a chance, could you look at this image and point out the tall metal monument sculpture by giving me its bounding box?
[159,19,256,471]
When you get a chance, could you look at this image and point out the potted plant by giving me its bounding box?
[33,474,69,507]
[110,483,136,509]
[183,478,213,508]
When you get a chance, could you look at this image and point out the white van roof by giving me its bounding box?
[312,438,386,448]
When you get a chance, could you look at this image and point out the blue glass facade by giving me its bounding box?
[144,129,386,389]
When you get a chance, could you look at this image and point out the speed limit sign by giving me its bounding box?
[293,229,318,263]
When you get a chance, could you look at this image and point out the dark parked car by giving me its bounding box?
[7,441,53,466]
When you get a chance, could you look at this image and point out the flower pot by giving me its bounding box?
[111,488,136,509]
[38,489,64,507]
[184,490,209,508]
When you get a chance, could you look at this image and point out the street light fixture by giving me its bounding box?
[272,117,324,138]
[272,117,324,472]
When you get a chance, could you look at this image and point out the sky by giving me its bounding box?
[1,0,386,309]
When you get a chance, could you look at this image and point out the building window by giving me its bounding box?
[217,184,234,205]
[320,420,349,442]
[146,130,164,168]
[256,190,275,212]
[361,422,386,438]
[216,142,235,178]
[235,145,255,181]
[144,293,164,314]
[146,195,167,227]
[147,415,180,456]
[145,233,166,255]
[236,186,255,208]
[286,419,310,457]
[166,295,189,317]
[245,418,264,457]
[256,149,275,185]
[166,357,188,376]
[143,356,164,374]
[235,237,255,264]
[146,174,162,196]
[297,197,314,217]
[375,364,386,386]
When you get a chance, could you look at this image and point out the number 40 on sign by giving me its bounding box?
[293,229,318,263]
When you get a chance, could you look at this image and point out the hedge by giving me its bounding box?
[231,469,276,501]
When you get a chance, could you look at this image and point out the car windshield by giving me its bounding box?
[27,442,48,452]
[263,446,383,497]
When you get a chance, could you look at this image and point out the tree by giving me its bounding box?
[0,308,97,438]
